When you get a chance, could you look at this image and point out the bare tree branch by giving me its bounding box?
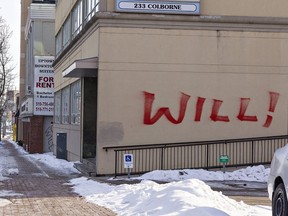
[0,17,16,140]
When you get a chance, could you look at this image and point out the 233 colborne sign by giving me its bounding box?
[115,0,200,14]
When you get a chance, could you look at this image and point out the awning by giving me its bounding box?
[62,57,98,78]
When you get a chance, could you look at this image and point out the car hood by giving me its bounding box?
[270,144,288,177]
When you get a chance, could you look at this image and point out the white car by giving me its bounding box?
[268,145,288,216]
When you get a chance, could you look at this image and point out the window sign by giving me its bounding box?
[115,0,200,15]
[21,98,33,116]
[34,56,54,116]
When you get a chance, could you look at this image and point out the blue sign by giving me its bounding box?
[125,155,132,162]
[124,154,134,168]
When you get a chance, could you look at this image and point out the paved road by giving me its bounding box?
[0,140,116,216]
[206,180,271,206]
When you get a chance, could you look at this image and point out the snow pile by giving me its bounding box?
[70,177,271,216]
[137,165,270,182]
[7,168,19,175]
[28,152,80,175]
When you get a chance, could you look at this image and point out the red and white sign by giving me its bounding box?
[34,56,54,116]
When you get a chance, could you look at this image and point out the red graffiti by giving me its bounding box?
[143,91,190,125]
[195,97,206,121]
[237,98,258,121]
[143,91,280,128]
[210,99,230,122]
[263,92,280,128]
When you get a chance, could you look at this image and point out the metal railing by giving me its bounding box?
[103,135,288,177]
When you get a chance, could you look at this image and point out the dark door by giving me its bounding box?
[82,77,97,159]
[56,133,67,160]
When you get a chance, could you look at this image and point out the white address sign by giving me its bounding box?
[115,0,200,15]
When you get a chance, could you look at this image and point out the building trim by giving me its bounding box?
[54,12,288,67]
[62,57,99,77]
[25,3,55,40]
[94,12,288,31]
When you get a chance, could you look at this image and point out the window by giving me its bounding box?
[61,86,70,124]
[71,80,81,124]
[55,30,62,57]
[55,0,100,58]
[84,0,99,22]
[54,91,61,123]
[54,81,81,125]
[63,15,71,49]
[72,0,83,38]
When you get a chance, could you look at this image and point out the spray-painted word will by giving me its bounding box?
[143,91,280,128]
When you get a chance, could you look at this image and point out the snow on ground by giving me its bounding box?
[0,198,11,207]
[135,165,270,182]
[7,168,19,175]
[69,177,271,216]
[3,138,272,215]
[0,190,22,197]
[0,142,10,182]
[28,152,81,175]
[0,140,23,207]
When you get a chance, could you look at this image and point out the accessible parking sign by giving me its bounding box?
[124,154,134,168]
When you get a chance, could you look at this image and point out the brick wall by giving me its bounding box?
[22,116,44,153]
[23,122,29,151]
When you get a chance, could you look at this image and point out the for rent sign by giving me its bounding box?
[115,0,200,15]
[34,56,54,116]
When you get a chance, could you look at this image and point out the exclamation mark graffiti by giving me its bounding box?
[263,91,280,128]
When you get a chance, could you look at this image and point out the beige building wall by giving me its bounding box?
[53,124,81,161]
[202,0,288,17]
[95,27,288,174]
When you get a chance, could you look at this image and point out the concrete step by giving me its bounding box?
[74,160,96,177]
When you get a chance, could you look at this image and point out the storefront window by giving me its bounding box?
[71,80,81,124]
[54,91,61,123]
[61,86,70,124]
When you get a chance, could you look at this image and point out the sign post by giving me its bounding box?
[124,154,133,179]
[219,155,229,173]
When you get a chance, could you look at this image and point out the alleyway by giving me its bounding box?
[0,140,116,216]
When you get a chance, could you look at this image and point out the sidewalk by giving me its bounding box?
[0,140,116,216]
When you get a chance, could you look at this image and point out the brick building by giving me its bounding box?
[19,0,55,153]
